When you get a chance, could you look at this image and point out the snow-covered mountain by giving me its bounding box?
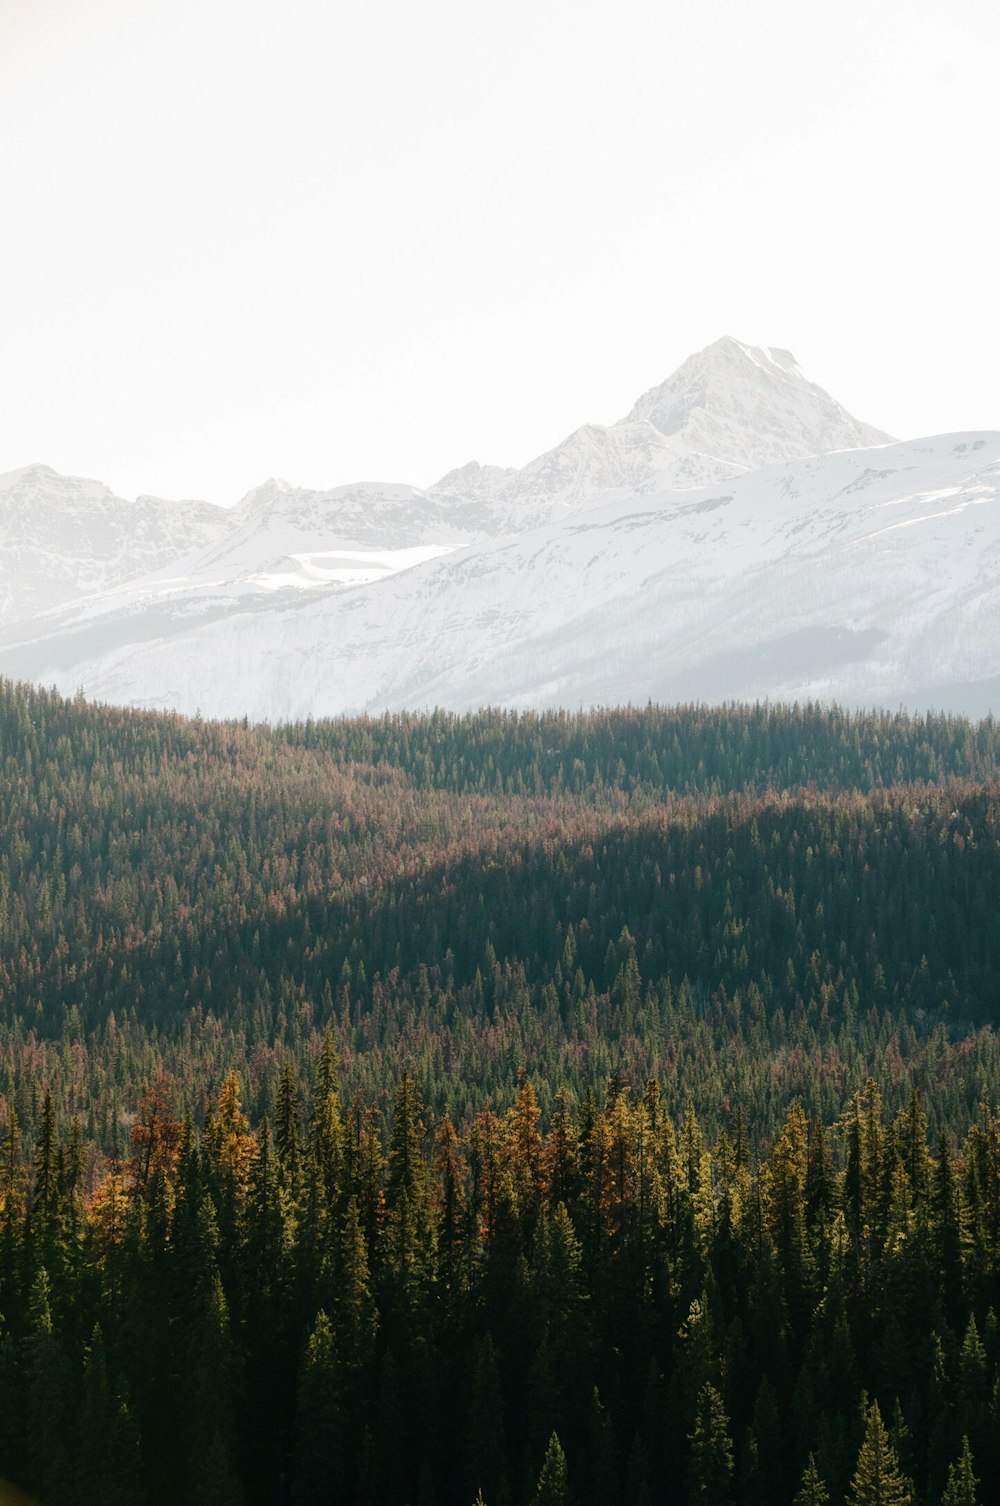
[1,339,996,721]
[144,479,490,604]
[0,464,227,625]
[621,337,891,472]
[431,336,894,509]
[2,338,889,626]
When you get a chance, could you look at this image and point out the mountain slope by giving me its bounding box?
[137,478,490,603]
[1,336,889,629]
[4,340,992,721]
[6,432,995,720]
[0,464,227,625]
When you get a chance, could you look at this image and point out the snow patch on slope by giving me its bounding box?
[8,433,996,721]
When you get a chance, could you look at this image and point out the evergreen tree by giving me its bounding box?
[309,1028,344,1211]
[794,1453,830,1506]
[23,1266,72,1506]
[291,1309,342,1506]
[586,1387,618,1506]
[336,1195,378,1379]
[687,1383,734,1506]
[849,1401,911,1506]
[384,1072,435,1325]
[940,1437,981,1506]
[275,1057,300,1174]
[532,1432,571,1506]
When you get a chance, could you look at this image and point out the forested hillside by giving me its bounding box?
[1,680,999,1504]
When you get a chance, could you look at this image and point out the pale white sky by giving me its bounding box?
[1,0,998,506]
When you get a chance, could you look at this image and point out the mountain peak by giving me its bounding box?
[427,339,893,513]
[620,336,892,470]
[237,477,295,514]
[0,461,60,488]
[695,336,804,379]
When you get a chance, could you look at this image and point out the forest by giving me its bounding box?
[1,678,999,1505]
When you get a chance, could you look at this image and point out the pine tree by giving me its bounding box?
[23,1266,72,1506]
[933,1131,965,1319]
[433,1112,467,1305]
[544,1088,580,1211]
[309,1027,344,1211]
[764,1102,811,1320]
[509,1079,545,1236]
[532,1432,571,1506]
[940,1437,981,1506]
[128,1075,182,1197]
[275,1057,300,1175]
[794,1454,830,1506]
[77,1331,142,1506]
[30,1088,64,1274]
[0,1106,26,1304]
[336,1195,377,1378]
[687,1383,734,1506]
[291,1309,342,1506]
[384,1072,435,1325]
[586,1387,617,1506]
[849,1401,911,1506]
[537,1201,586,1328]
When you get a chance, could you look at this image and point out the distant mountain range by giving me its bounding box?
[2,337,997,720]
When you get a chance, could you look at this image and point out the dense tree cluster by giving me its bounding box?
[281,703,1000,800]
[1,678,999,1503]
[0,1060,998,1505]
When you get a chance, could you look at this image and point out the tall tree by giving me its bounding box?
[532,1432,571,1506]
[794,1454,830,1506]
[687,1383,734,1506]
[849,1401,911,1506]
[940,1437,981,1506]
[291,1309,343,1506]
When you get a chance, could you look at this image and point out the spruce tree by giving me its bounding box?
[336,1195,377,1379]
[586,1387,617,1506]
[275,1057,300,1174]
[849,1401,911,1506]
[309,1027,344,1210]
[940,1437,981,1506]
[532,1432,571,1506]
[687,1383,734,1506]
[384,1072,435,1325]
[23,1266,72,1506]
[291,1309,342,1506]
[794,1454,830,1506]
